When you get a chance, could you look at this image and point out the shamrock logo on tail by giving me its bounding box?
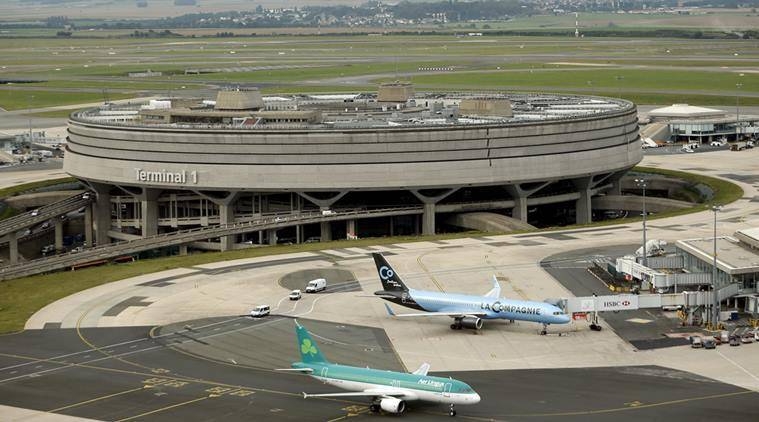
[301,339,317,356]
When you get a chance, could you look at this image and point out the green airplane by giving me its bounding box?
[282,321,480,417]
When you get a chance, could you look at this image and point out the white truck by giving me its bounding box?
[305,278,327,293]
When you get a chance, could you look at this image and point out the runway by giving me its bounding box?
[0,317,756,421]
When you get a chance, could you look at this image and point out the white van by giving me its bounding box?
[305,278,327,293]
[250,305,270,318]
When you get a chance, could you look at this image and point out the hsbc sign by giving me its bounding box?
[575,295,639,312]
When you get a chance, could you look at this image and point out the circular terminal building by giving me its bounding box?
[65,84,641,249]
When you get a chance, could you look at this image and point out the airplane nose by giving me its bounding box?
[471,393,481,404]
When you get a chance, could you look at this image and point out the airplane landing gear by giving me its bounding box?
[451,317,463,330]
[449,403,457,417]
[540,323,548,336]
[370,396,380,413]
[589,311,602,331]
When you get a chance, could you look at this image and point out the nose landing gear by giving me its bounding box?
[449,403,457,417]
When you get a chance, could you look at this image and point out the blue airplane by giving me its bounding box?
[281,322,480,417]
[372,253,571,334]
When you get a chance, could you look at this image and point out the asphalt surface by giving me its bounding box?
[541,244,702,349]
[1,316,757,421]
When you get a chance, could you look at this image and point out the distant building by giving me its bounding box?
[128,70,162,78]
[647,103,758,144]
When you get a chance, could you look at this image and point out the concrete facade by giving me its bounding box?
[63,92,642,248]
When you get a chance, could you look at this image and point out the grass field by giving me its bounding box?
[0,89,133,111]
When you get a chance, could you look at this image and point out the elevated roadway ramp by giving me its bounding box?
[444,212,536,232]
[592,195,692,213]
[0,192,90,239]
[4,190,84,209]
[639,122,670,143]
[0,206,422,280]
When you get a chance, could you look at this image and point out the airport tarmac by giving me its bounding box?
[1,145,759,420]
[1,317,756,421]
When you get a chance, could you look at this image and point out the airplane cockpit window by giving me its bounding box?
[553,311,565,316]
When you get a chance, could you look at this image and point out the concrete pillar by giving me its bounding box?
[179,245,188,256]
[219,203,234,251]
[422,202,435,235]
[141,198,159,237]
[346,219,356,239]
[258,230,263,244]
[54,219,64,251]
[320,221,332,242]
[267,229,277,246]
[93,190,111,246]
[409,188,458,236]
[84,203,93,247]
[389,217,394,237]
[573,177,593,225]
[296,225,302,244]
[504,183,548,223]
[8,232,18,265]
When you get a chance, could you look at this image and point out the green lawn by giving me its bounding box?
[405,68,756,93]
[0,90,134,111]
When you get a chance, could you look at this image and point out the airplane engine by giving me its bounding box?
[460,316,483,330]
[379,397,406,414]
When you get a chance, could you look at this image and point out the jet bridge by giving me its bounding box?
[560,284,740,330]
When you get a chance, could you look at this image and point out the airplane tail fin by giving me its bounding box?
[372,253,408,292]
[295,322,328,364]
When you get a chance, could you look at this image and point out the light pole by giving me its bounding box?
[712,205,722,329]
[736,82,742,141]
[635,178,647,268]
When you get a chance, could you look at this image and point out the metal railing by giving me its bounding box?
[0,206,422,280]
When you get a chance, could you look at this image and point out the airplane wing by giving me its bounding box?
[484,275,501,299]
[384,303,485,318]
[412,362,430,376]
[275,368,314,373]
[303,389,416,400]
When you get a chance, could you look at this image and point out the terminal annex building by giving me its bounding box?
[64,84,641,250]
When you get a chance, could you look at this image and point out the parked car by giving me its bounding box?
[690,335,703,348]
[703,338,716,349]
[741,334,753,344]
[712,335,722,345]
[681,146,694,153]
[719,331,730,344]
[729,335,741,346]
[289,290,302,301]
[710,140,726,147]
[752,331,759,342]
[30,209,39,216]
[250,305,271,318]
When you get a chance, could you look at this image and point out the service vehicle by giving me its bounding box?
[289,290,302,301]
[250,305,271,317]
[690,336,703,348]
[741,333,753,344]
[305,278,327,293]
[729,335,741,346]
[703,338,716,349]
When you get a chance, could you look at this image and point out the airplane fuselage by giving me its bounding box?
[377,288,570,325]
[293,361,480,405]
